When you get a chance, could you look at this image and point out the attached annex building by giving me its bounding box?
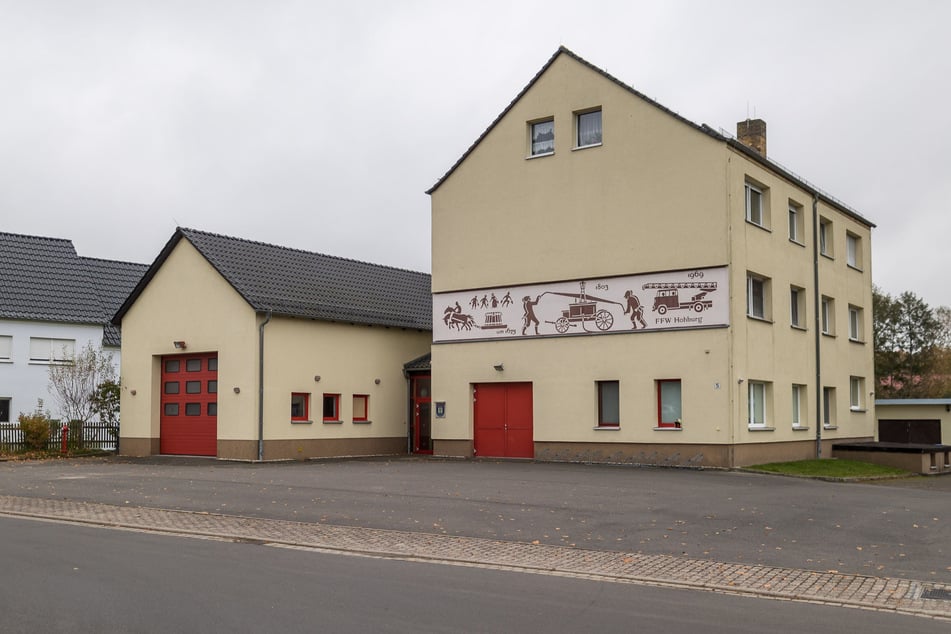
[427,47,875,467]
[114,228,431,460]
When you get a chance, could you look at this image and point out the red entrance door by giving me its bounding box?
[412,375,432,454]
[160,352,218,456]
[473,383,533,458]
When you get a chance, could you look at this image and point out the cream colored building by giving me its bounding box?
[114,228,431,460]
[427,47,875,467]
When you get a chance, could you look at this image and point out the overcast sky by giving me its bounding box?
[2,1,949,308]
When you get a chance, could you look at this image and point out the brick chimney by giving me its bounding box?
[737,118,766,156]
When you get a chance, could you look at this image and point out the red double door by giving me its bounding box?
[160,352,218,456]
[473,383,534,458]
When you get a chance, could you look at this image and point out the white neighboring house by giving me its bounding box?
[0,232,147,427]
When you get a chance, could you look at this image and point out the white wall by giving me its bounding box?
[0,319,110,422]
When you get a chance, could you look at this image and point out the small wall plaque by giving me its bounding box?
[435,401,446,418]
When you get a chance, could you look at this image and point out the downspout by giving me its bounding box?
[258,310,272,461]
[812,195,822,458]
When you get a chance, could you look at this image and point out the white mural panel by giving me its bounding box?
[433,266,729,343]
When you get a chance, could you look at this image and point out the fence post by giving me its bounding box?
[60,423,69,455]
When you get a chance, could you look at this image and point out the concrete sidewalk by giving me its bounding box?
[1,493,949,621]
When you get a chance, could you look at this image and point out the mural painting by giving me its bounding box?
[433,266,729,343]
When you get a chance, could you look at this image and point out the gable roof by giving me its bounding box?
[427,46,873,229]
[114,227,432,331]
[0,232,146,346]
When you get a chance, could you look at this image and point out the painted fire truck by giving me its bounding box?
[641,281,718,315]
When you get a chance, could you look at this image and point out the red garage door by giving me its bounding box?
[160,353,218,456]
[473,383,533,458]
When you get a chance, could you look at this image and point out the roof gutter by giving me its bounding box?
[258,310,272,461]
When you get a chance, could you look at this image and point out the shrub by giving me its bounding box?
[18,410,52,451]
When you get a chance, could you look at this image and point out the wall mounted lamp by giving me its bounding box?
[314,375,321,382]
[233,387,240,394]
[173,341,187,350]
[375,378,381,385]
[493,363,504,372]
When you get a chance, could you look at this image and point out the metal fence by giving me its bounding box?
[0,422,118,453]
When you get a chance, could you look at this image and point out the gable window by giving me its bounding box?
[848,305,863,341]
[846,233,861,269]
[790,286,805,329]
[657,379,682,428]
[29,337,74,363]
[823,387,836,427]
[353,394,369,422]
[530,119,554,156]
[748,381,769,427]
[747,273,770,320]
[576,109,602,147]
[745,181,767,227]
[322,393,340,422]
[791,384,806,428]
[788,202,804,244]
[291,393,309,421]
[597,380,619,427]
[819,218,833,257]
[850,377,865,411]
[0,335,11,362]
[821,296,835,335]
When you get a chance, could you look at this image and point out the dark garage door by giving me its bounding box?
[878,419,941,444]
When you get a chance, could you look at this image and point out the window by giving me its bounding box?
[185,381,201,394]
[0,335,11,361]
[819,218,833,257]
[163,403,179,416]
[186,358,201,372]
[848,305,863,341]
[821,296,835,335]
[745,181,766,227]
[657,380,682,428]
[850,377,865,411]
[790,286,805,328]
[353,394,369,422]
[530,119,554,156]
[323,394,340,421]
[788,202,804,243]
[576,109,602,147]
[846,233,861,269]
[291,393,309,421]
[748,381,768,427]
[791,384,806,428]
[208,403,217,416]
[185,403,201,416]
[0,398,9,423]
[165,359,180,373]
[29,337,75,363]
[164,382,180,394]
[747,273,769,319]
[823,387,836,427]
[207,380,217,393]
[597,380,619,427]
[208,358,218,371]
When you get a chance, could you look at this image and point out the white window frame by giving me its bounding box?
[29,337,75,364]
[790,286,805,328]
[748,381,768,427]
[529,119,554,157]
[791,384,805,428]
[745,182,765,227]
[0,397,10,424]
[819,218,833,257]
[575,108,602,148]
[0,335,11,362]
[823,386,836,427]
[846,233,861,269]
[747,274,768,320]
[788,203,803,244]
[850,377,864,411]
[848,305,862,341]
[821,296,834,335]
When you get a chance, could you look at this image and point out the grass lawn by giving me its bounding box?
[745,458,911,478]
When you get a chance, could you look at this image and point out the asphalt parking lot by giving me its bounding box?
[1,456,949,583]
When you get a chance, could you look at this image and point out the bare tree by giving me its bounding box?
[47,342,116,427]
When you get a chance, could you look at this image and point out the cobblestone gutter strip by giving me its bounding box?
[1,495,949,619]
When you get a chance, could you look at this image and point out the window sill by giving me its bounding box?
[526,151,554,160]
[745,219,771,232]
[790,324,807,332]
[322,419,343,425]
[0,359,12,364]
[654,426,682,431]
[593,425,620,431]
[788,238,805,248]
[572,142,602,151]
[823,425,838,430]
[747,315,773,324]
[748,426,775,431]
[820,252,834,261]
[352,420,372,425]
[821,332,836,338]
[850,408,866,413]
[290,419,313,425]
[792,426,810,431]
[847,264,863,273]
[848,337,865,345]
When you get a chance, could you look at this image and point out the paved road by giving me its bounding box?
[2,515,948,634]
[1,456,947,583]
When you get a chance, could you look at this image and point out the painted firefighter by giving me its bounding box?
[623,290,648,329]
[522,295,541,335]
